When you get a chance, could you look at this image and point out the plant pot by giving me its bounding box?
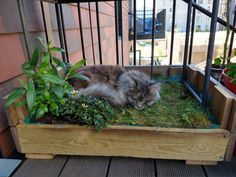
[222,69,236,94]
[210,67,223,81]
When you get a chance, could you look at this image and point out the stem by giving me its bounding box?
[223,0,231,67]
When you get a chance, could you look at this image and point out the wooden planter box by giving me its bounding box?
[4,66,236,165]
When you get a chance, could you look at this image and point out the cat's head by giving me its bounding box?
[127,80,161,109]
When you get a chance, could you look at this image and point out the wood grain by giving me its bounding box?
[10,127,22,153]
[17,124,229,161]
[186,65,199,88]
[186,160,217,165]
[211,86,234,128]
[227,99,236,133]
[225,133,236,161]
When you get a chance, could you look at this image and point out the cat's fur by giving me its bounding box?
[73,65,161,109]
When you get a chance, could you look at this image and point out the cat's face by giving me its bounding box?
[127,81,161,109]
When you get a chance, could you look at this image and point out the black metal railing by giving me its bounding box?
[17,0,236,108]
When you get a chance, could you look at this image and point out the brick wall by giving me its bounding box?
[0,0,129,157]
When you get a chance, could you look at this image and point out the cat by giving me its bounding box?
[73,65,161,109]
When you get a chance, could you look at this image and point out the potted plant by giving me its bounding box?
[222,62,236,94]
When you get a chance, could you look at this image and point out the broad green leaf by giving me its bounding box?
[52,57,66,69]
[26,80,36,111]
[22,62,35,77]
[36,36,48,49]
[15,99,27,107]
[50,47,65,52]
[233,48,236,56]
[40,52,50,69]
[70,73,89,81]
[214,57,222,65]
[51,84,64,98]
[18,78,27,89]
[30,48,39,67]
[36,104,48,118]
[51,65,59,75]
[39,73,65,85]
[4,88,25,108]
[69,59,86,75]
[44,90,50,100]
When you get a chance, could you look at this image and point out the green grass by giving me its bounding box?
[111,82,213,129]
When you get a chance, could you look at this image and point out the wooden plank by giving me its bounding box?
[10,127,21,153]
[25,153,54,159]
[108,157,155,177]
[0,159,22,177]
[16,124,229,161]
[0,128,15,157]
[60,156,109,177]
[225,133,236,161]
[227,99,236,133]
[156,160,205,177]
[186,160,217,165]
[211,86,234,128]
[12,156,67,177]
[186,65,199,88]
[203,162,236,177]
[3,103,19,126]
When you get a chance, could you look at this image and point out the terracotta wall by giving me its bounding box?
[0,0,129,157]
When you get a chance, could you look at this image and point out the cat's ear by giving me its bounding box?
[149,82,161,94]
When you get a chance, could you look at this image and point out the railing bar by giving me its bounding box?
[96,2,103,64]
[40,1,49,44]
[183,81,202,104]
[115,2,119,65]
[182,0,236,33]
[59,3,69,61]
[143,0,146,33]
[169,0,176,65]
[88,2,96,65]
[77,2,86,61]
[228,6,236,61]
[120,1,124,66]
[188,0,196,65]
[55,3,66,62]
[17,0,31,60]
[202,0,220,106]
[150,0,156,78]
[182,0,192,81]
[133,0,137,65]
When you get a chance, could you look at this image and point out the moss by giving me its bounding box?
[111,82,213,129]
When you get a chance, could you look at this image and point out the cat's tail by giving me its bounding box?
[77,84,126,107]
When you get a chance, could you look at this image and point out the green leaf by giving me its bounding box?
[50,47,65,52]
[214,57,222,65]
[15,99,27,107]
[36,104,48,118]
[18,78,27,89]
[69,59,86,76]
[22,62,35,77]
[51,65,59,75]
[40,52,50,69]
[30,48,39,67]
[26,80,36,111]
[36,36,48,49]
[70,73,89,81]
[4,88,25,108]
[39,73,65,85]
[51,84,64,98]
[44,90,50,100]
[52,57,66,69]
[233,48,236,56]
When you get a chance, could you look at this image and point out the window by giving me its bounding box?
[169,8,172,13]
[208,0,211,4]
[196,16,202,22]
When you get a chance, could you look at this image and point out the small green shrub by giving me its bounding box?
[55,95,114,130]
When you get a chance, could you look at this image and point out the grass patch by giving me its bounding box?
[111,82,213,129]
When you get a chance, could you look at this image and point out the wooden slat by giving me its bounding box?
[0,159,22,177]
[12,156,67,177]
[227,99,236,133]
[203,162,236,177]
[4,103,19,126]
[16,124,229,161]
[156,160,205,177]
[225,133,236,161]
[186,65,199,88]
[10,127,21,153]
[211,86,234,128]
[60,156,109,177]
[108,157,155,177]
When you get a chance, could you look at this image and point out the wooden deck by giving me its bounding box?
[7,156,236,177]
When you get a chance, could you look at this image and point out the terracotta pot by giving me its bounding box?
[222,68,236,94]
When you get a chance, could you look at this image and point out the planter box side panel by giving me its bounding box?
[17,125,229,161]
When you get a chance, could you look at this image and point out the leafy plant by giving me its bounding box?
[5,38,88,119]
[226,62,236,84]
[55,95,114,130]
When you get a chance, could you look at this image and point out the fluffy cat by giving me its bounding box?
[73,65,161,109]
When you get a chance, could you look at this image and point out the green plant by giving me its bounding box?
[55,95,114,130]
[226,62,236,84]
[5,37,88,119]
